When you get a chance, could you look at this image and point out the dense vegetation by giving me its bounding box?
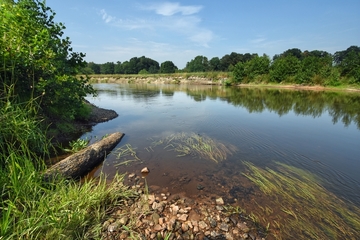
[83,47,360,86]
[0,1,134,239]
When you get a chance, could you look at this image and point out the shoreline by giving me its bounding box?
[88,75,360,93]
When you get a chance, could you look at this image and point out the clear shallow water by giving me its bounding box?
[84,83,360,206]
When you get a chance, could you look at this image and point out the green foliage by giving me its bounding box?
[87,61,101,74]
[63,138,89,153]
[0,148,136,239]
[233,62,246,83]
[100,61,115,74]
[160,60,177,73]
[270,55,301,82]
[334,47,360,83]
[209,57,221,71]
[233,55,270,83]
[0,87,50,158]
[185,55,209,72]
[0,0,96,120]
[138,69,149,75]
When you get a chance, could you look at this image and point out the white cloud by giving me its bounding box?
[189,30,214,47]
[98,2,214,47]
[251,37,267,44]
[145,2,203,16]
[100,9,115,23]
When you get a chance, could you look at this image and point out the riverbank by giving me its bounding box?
[87,74,360,93]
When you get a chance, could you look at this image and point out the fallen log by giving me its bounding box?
[44,132,124,180]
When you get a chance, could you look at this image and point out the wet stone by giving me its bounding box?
[181,222,189,232]
[237,222,250,233]
[209,217,217,228]
[216,205,224,211]
[219,222,229,232]
[107,222,119,232]
[152,212,160,224]
[216,197,224,205]
[199,221,208,230]
[153,224,162,232]
[230,217,237,225]
[178,214,188,222]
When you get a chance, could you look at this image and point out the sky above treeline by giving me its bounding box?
[46,0,360,69]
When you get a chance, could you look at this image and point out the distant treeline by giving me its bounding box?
[82,46,360,86]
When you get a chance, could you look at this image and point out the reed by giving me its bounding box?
[242,161,360,239]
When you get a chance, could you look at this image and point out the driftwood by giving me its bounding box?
[44,132,124,179]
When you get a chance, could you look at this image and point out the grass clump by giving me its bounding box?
[242,161,360,239]
[148,132,237,163]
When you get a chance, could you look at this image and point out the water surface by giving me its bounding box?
[84,84,360,207]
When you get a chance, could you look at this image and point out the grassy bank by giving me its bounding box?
[85,72,360,92]
[0,99,138,240]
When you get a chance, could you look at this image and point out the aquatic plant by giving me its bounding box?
[112,144,141,167]
[149,132,237,163]
[242,161,360,239]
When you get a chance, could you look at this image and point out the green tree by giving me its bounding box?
[270,55,300,82]
[334,46,360,82]
[114,61,123,74]
[296,53,332,84]
[185,55,209,72]
[0,0,96,120]
[209,57,221,71]
[87,62,100,74]
[233,54,269,82]
[160,61,178,73]
[100,62,115,74]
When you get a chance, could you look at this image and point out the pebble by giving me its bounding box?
[153,224,162,232]
[237,222,250,233]
[107,222,119,232]
[215,197,224,205]
[101,191,268,240]
[178,214,188,222]
[219,222,229,232]
[199,221,208,230]
[209,217,217,228]
[141,167,149,173]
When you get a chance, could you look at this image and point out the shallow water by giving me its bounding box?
[84,83,360,208]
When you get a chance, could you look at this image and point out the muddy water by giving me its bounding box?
[84,83,360,208]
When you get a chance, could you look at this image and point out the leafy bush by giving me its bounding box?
[0,0,96,121]
[270,56,300,83]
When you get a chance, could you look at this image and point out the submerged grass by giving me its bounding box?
[112,143,142,167]
[149,132,237,163]
[242,161,360,239]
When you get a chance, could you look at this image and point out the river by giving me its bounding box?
[83,83,360,237]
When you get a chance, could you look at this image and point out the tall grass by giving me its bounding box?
[0,92,136,239]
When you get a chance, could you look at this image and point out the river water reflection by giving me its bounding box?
[84,83,360,208]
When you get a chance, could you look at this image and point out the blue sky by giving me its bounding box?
[46,0,360,69]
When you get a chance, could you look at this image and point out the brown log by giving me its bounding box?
[44,132,124,179]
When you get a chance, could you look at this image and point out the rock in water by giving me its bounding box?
[141,167,150,173]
